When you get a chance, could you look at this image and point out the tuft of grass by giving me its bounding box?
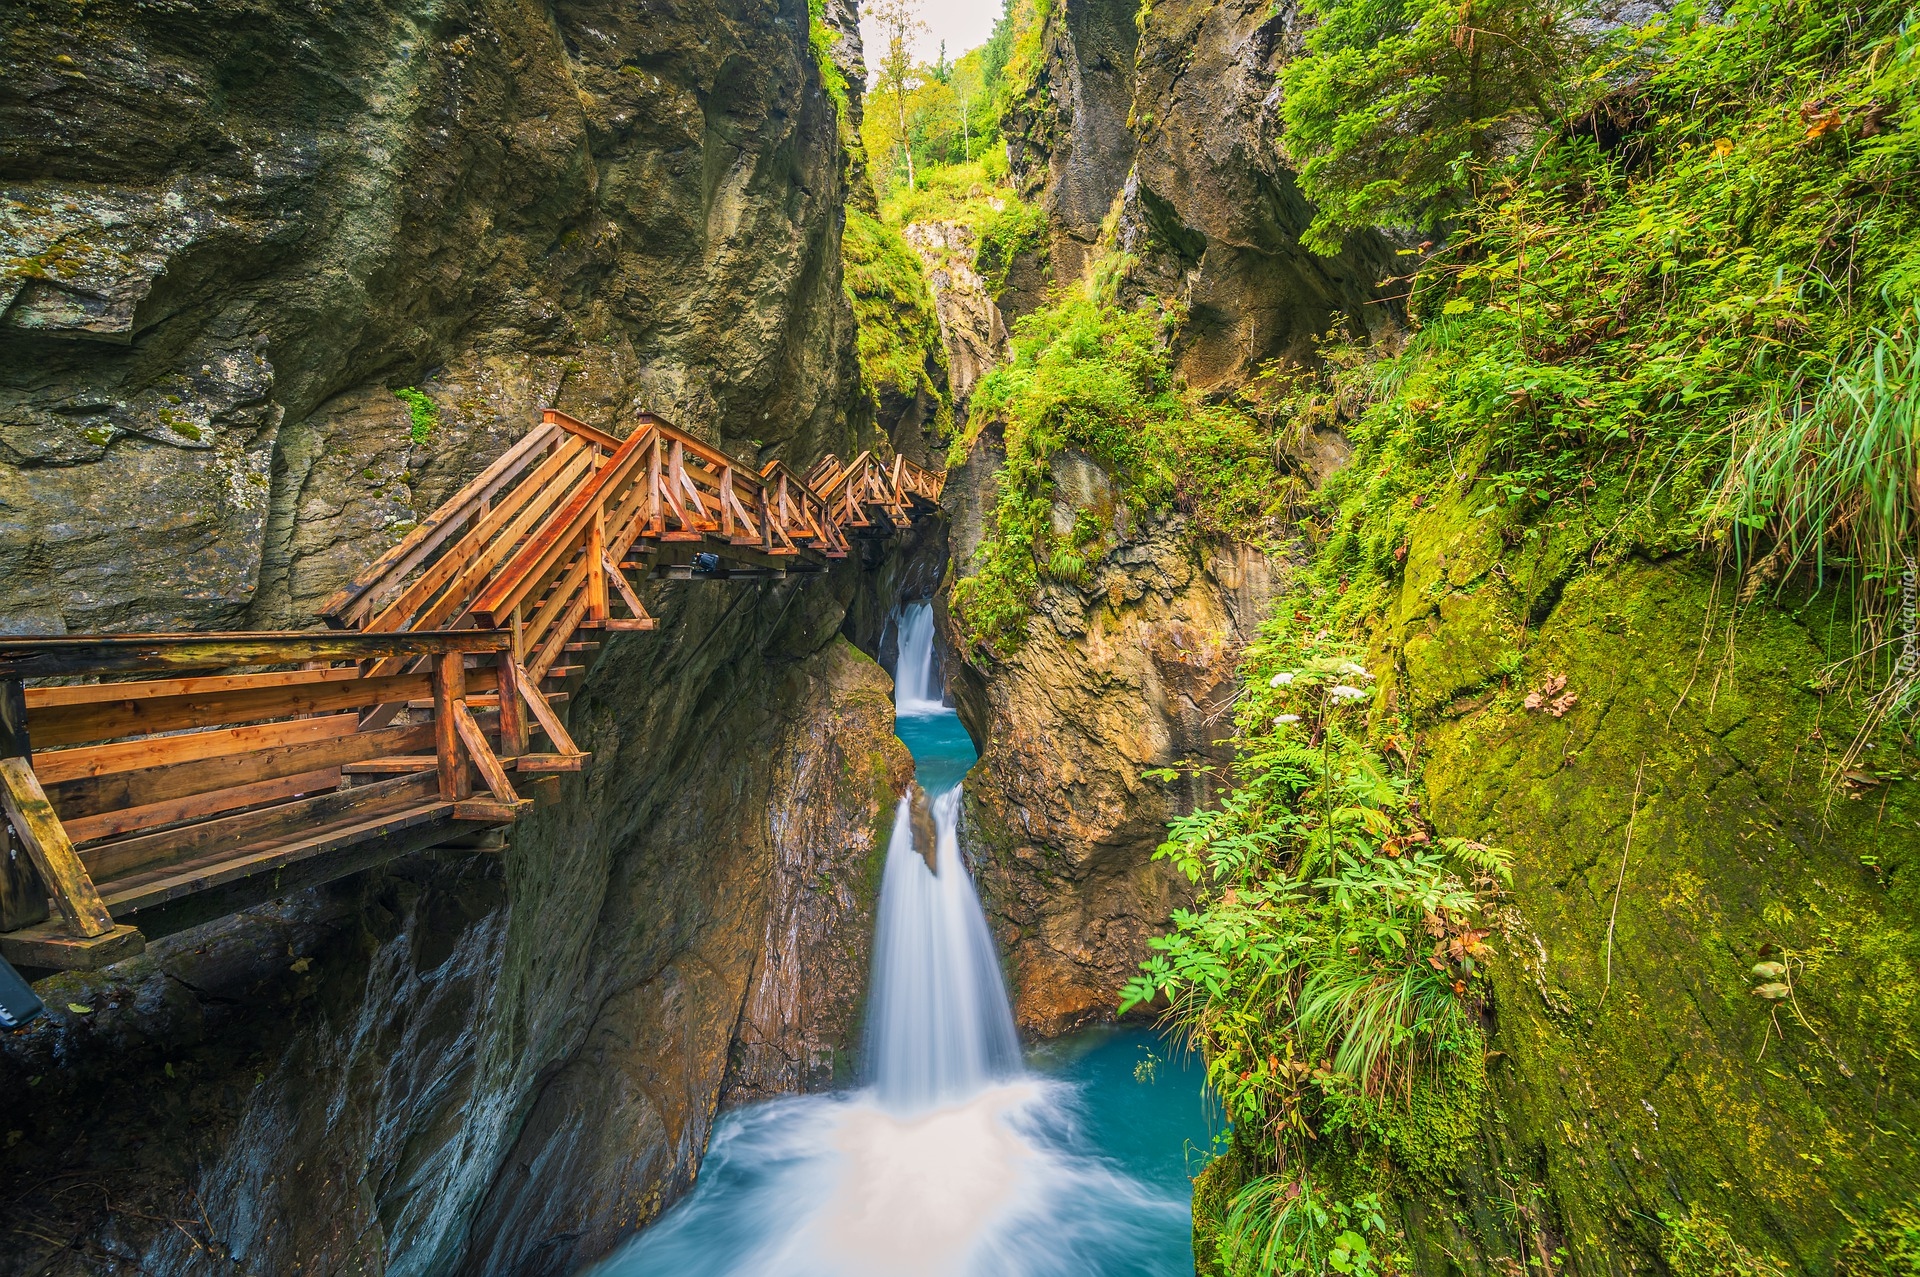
[393,387,437,446]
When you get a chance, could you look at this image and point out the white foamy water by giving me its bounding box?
[588,605,1192,1277]
[890,603,950,717]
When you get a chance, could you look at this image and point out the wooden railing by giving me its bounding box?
[0,632,582,969]
[0,409,946,972]
[805,451,945,532]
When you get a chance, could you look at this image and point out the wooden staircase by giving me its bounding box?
[0,410,944,972]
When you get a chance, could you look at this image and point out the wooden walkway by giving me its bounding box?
[0,411,943,972]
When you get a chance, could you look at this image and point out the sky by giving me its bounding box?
[858,0,1003,83]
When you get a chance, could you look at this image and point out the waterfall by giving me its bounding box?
[891,603,948,717]
[589,602,1189,1277]
[865,614,1021,1105]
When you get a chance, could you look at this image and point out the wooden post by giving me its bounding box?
[587,509,609,622]
[496,654,527,758]
[0,680,50,931]
[0,757,114,938]
[432,650,470,801]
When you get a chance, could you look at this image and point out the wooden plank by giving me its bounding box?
[473,425,655,624]
[99,795,453,916]
[319,421,562,624]
[453,702,519,804]
[47,721,435,820]
[585,618,658,631]
[65,767,343,847]
[25,665,363,710]
[450,798,532,822]
[0,756,114,937]
[434,653,467,802]
[0,631,508,681]
[342,757,438,775]
[0,922,144,971]
[529,587,591,684]
[515,664,581,756]
[513,753,586,773]
[32,713,360,787]
[364,440,596,634]
[81,772,438,886]
[542,407,624,451]
[31,672,431,750]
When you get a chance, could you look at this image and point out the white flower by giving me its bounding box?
[1269,671,1294,687]
[1339,661,1375,681]
[1275,714,1301,725]
[1330,684,1367,701]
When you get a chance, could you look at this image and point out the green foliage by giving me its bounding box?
[1659,1206,1792,1277]
[806,0,850,123]
[841,208,951,424]
[949,291,1290,653]
[393,387,437,445]
[1279,0,1596,251]
[1122,623,1509,1265]
[1289,0,1920,686]
[1838,1202,1920,1276]
[974,196,1049,297]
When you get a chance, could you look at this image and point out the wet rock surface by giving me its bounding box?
[943,436,1281,1035]
[0,0,864,632]
[1120,0,1404,389]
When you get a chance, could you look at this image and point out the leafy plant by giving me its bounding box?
[1124,626,1508,1267]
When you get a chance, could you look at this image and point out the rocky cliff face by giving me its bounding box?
[943,433,1281,1034]
[1119,0,1404,389]
[0,0,935,1271]
[1,0,864,633]
[1349,503,1920,1275]
[902,221,1010,411]
[1004,0,1141,287]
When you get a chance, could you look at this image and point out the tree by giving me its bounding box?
[1278,0,1597,252]
[869,0,926,191]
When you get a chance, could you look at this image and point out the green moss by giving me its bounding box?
[393,386,438,445]
[1352,1033,1488,1183]
[841,208,951,429]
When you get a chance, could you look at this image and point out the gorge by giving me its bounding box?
[3,0,1919,1273]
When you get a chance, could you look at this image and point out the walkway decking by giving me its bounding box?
[0,410,943,972]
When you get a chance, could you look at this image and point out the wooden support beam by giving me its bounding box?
[602,552,653,627]
[514,663,582,756]
[496,652,528,758]
[452,702,520,805]
[450,798,533,822]
[587,508,609,622]
[33,713,360,787]
[30,672,431,750]
[433,651,469,802]
[0,756,114,938]
[0,921,144,970]
[512,753,586,773]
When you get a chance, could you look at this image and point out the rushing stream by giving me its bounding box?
[590,604,1209,1276]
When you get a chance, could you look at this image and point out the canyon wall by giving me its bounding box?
[0,0,929,1272]
[1,0,864,634]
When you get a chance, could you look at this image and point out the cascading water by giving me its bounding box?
[590,603,1203,1276]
